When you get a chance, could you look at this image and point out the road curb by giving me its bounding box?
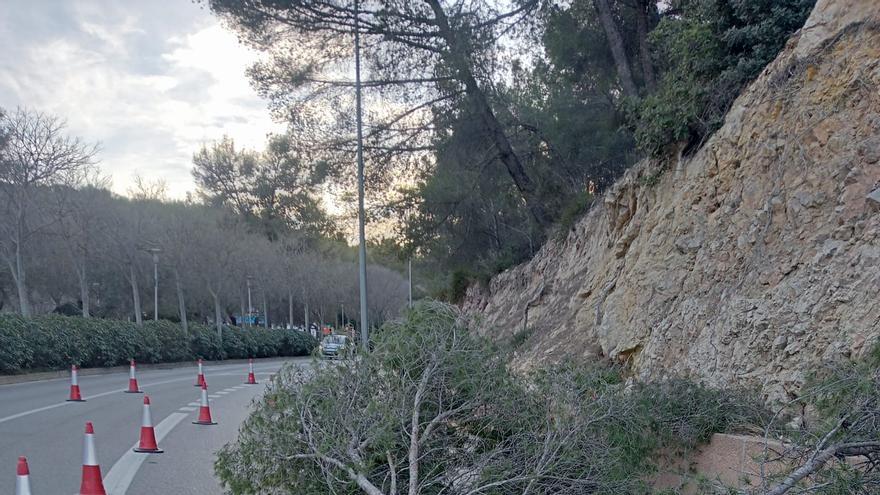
[0,356,299,386]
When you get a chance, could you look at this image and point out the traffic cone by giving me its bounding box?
[192,383,217,425]
[15,456,31,495]
[125,359,142,394]
[194,358,205,387]
[79,422,107,495]
[67,365,85,402]
[245,358,258,385]
[133,395,163,453]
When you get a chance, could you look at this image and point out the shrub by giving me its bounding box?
[629,0,815,156]
[217,302,766,495]
[447,268,473,304]
[556,190,594,238]
[0,314,317,374]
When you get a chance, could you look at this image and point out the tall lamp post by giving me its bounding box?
[354,0,369,350]
[146,247,161,321]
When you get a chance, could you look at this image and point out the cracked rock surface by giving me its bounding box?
[462,0,880,404]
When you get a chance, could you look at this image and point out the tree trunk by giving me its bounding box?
[78,260,90,318]
[635,0,656,91]
[211,290,223,342]
[593,0,639,98]
[426,0,551,228]
[174,269,188,335]
[288,289,294,328]
[304,302,310,335]
[13,240,32,316]
[130,263,143,325]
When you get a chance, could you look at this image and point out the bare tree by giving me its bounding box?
[127,173,168,201]
[57,180,112,317]
[0,108,97,316]
[188,209,244,338]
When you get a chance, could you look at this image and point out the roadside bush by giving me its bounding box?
[0,314,317,374]
[217,302,765,495]
[188,323,225,360]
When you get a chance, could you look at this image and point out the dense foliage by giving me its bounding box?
[0,314,316,374]
[398,0,815,296]
[629,0,815,155]
[215,302,766,494]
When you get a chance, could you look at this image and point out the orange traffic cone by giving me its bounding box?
[15,456,31,495]
[67,365,85,402]
[79,422,107,495]
[133,395,163,453]
[245,358,258,385]
[194,358,205,387]
[125,359,142,394]
[192,383,217,425]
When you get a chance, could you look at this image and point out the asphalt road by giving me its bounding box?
[0,357,305,494]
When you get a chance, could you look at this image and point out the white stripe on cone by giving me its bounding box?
[142,399,152,427]
[83,425,98,466]
[71,365,79,386]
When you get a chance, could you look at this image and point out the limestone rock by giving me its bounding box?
[461,0,880,405]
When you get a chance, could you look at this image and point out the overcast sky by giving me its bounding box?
[0,1,283,198]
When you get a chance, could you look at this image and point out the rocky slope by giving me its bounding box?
[462,0,880,404]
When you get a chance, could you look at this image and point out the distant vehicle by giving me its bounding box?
[319,335,349,359]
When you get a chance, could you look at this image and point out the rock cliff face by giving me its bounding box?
[462,0,880,404]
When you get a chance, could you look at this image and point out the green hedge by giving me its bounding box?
[0,314,317,374]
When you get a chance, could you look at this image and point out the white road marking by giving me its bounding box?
[215,391,229,395]
[102,412,188,495]
[178,406,197,412]
[187,402,200,406]
[208,394,221,398]
[0,376,195,425]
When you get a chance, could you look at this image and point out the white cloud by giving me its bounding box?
[0,0,283,199]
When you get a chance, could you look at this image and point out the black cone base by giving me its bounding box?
[133,447,164,453]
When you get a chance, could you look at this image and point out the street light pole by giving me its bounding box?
[408,258,413,308]
[354,0,369,350]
